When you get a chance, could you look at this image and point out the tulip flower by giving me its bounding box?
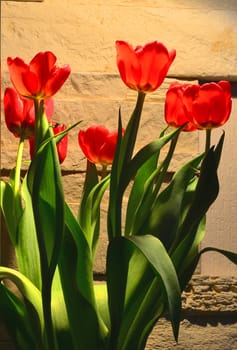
[7,51,71,99]
[4,87,36,139]
[52,123,68,164]
[29,122,68,164]
[182,81,232,130]
[116,40,176,93]
[165,82,197,132]
[78,125,123,166]
[4,87,55,139]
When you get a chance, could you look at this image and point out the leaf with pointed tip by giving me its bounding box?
[0,267,44,348]
[16,177,41,289]
[58,203,109,349]
[141,154,203,249]
[0,284,41,350]
[107,235,181,349]
[0,180,22,245]
[27,113,64,280]
[200,247,237,265]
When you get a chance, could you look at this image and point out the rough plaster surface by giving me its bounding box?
[1,0,237,347]
[2,1,237,79]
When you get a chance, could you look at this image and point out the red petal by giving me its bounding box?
[44,64,71,97]
[138,42,176,92]
[30,51,57,89]
[116,40,141,90]
[7,57,31,96]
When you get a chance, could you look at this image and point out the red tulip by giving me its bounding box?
[165,82,197,132]
[4,87,55,139]
[52,123,68,164]
[183,81,232,129]
[29,122,68,164]
[7,51,71,99]
[78,125,123,166]
[4,87,35,138]
[116,40,176,93]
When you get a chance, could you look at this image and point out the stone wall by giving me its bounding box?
[1,0,237,349]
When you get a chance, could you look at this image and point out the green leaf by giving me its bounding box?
[79,161,110,256]
[51,271,74,350]
[58,203,108,349]
[172,218,206,290]
[200,247,237,265]
[0,180,22,245]
[15,176,41,289]
[0,284,40,350]
[125,128,181,236]
[0,267,44,349]
[0,267,43,323]
[125,153,159,234]
[108,92,146,240]
[27,111,65,350]
[142,154,203,249]
[107,235,181,349]
[117,92,146,174]
[27,113,64,278]
[171,147,219,271]
[127,235,181,341]
[94,282,110,329]
[121,127,180,191]
[213,130,225,168]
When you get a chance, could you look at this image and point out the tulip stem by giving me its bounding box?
[205,129,212,154]
[14,136,24,198]
[34,99,46,154]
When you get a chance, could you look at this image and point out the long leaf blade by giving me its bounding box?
[127,235,181,341]
[107,235,181,349]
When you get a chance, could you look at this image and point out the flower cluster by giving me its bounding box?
[165,81,232,131]
[4,52,70,164]
[1,41,236,350]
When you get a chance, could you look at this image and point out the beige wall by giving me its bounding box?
[1,0,237,277]
[1,1,237,349]
[2,0,237,79]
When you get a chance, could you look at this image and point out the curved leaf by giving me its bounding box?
[79,165,110,255]
[0,267,43,325]
[0,267,44,349]
[58,203,108,349]
[0,284,41,350]
[0,180,22,245]
[108,93,145,240]
[122,127,180,191]
[127,235,181,341]
[200,246,237,265]
[107,235,181,349]
[16,177,41,289]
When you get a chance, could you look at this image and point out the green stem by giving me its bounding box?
[32,98,58,350]
[205,129,211,155]
[34,99,46,153]
[14,137,25,198]
[122,91,146,165]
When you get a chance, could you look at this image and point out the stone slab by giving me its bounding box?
[2,1,237,80]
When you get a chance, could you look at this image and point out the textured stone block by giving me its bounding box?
[2,1,237,80]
